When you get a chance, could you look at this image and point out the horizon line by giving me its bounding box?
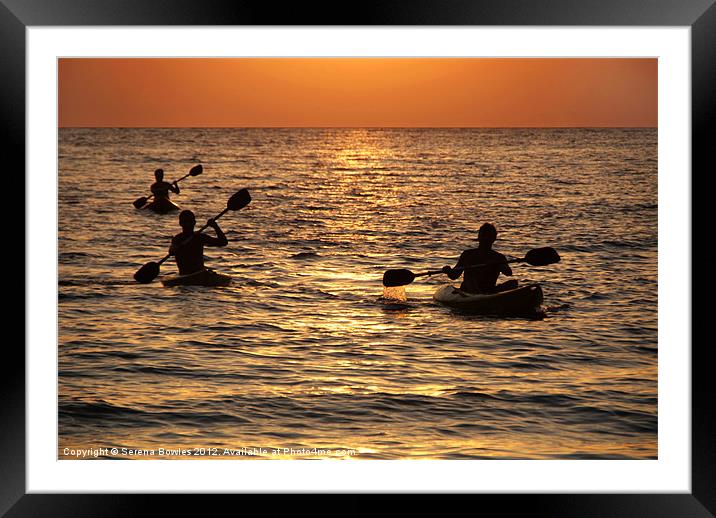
[59,125,658,129]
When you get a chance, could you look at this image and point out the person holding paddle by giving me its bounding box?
[133,188,251,286]
[441,223,518,294]
[133,164,203,214]
[151,168,181,200]
[170,210,228,276]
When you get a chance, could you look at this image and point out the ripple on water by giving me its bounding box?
[58,128,657,459]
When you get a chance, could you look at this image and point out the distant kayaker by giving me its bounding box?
[169,209,228,275]
[442,223,518,294]
[151,168,180,201]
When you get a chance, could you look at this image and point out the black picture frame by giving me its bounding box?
[6,0,711,514]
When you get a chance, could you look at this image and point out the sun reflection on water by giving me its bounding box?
[59,128,658,460]
[382,285,407,302]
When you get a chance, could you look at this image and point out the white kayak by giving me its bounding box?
[433,284,544,316]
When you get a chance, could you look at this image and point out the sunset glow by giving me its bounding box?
[58,58,657,128]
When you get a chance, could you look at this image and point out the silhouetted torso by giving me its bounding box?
[453,247,510,294]
[170,232,222,275]
[151,181,176,200]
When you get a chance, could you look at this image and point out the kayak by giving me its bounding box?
[433,284,544,317]
[161,268,232,287]
[143,197,180,214]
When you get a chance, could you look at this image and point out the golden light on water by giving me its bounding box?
[59,120,657,460]
[382,286,407,301]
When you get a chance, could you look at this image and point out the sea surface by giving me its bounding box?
[58,128,657,459]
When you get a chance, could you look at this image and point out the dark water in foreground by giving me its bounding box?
[58,128,657,459]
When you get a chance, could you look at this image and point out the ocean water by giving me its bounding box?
[58,128,657,459]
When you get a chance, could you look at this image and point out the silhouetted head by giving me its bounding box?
[478,223,497,246]
[179,209,196,231]
[154,168,164,181]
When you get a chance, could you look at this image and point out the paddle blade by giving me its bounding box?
[524,247,561,266]
[189,164,203,176]
[133,196,148,209]
[227,188,251,211]
[383,269,416,287]
[133,261,161,284]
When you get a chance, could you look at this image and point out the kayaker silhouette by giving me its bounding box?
[442,223,518,294]
[151,168,180,201]
[170,209,228,275]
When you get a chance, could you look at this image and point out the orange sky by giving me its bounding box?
[58,58,657,128]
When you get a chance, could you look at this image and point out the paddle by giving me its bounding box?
[382,247,561,287]
[133,188,252,284]
[132,164,204,209]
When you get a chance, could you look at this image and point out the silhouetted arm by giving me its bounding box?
[202,219,228,247]
[497,253,512,276]
[170,181,180,194]
[169,236,180,256]
[442,253,465,280]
